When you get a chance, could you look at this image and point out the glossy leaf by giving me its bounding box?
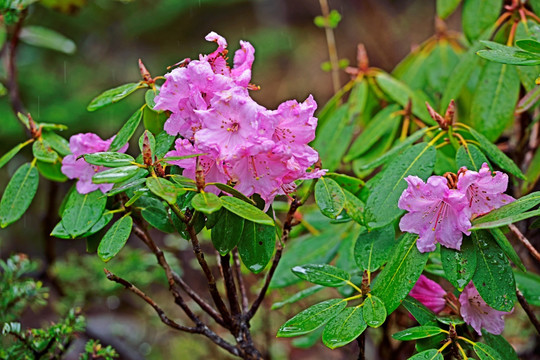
[490,228,526,272]
[474,342,504,360]
[392,326,444,341]
[472,191,540,227]
[220,196,274,226]
[481,330,519,360]
[371,233,429,313]
[471,208,540,230]
[478,40,540,65]
[32,138,58,163]
[277,299,347,337]
[455,144,489,171]
[402,296,437,325]
[363,295,387,328]
[472,230,516,311]
[191,192,222,214]
[364,142,436,229]
[84,152,135,167]
[271,286,324,310]
[109,108,143,152]
[92,165,141,184]
[155,131,176,158]
[462,0,503,42]
[237,220,276,273]
[322,307,366,349]
[468,127,526,179]
[207,182,255,204]
[87,83,143,112]
[211,210,244,256]
[314,177,346,219]
[325,173,364,195]
[514,270,540,306]
[436,0,461,19]
[441,239,477,291]
[517,39,540,53]
[343,189,364,225]
[41,131,70,156]
[0,163,39,228]
[19,25,76,54]
[0,140,33,169]
[61,190,106,238]
[146,177,185,204]
[142,206,175,233]
[52,212,113,239]
[354,225,395,271]
[408,349,443,360]
[469,62,520,141]
[98,215,133,262]
[292,264,350,287]
[36,160,67,182]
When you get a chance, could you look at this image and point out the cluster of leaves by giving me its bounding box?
[0,254,119,360]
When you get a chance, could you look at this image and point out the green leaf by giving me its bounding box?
[139,130,156,155]
[87,83,144,112]
[322,307,366,349]
[292,264,350,287]
[52,212,113,239]
[354,225,395,271]
[207,182,255,204]
[474,342,504,360]
[408,349,443,360]
[516,39,540,53]
[325,173,364,195]
[514,270,540,306]
[98,215,133,262]
[277,299,347,337]
[481,330,519,360]
[220,196,274,226]
[462,0,503,42]
[402,296,437,325]
[455,144,490,171]
[516,84,540,114]
[36,160,67,182]
[490,228,526,272]
[469,62,520,141]
[345,105,401,161]
[374,72,435,126]
[468,126,526,179]
[32,138,58,163]
[146,177,185,204]
[471,191,540,228]
[392,326,444,341]
[190,192,222,214]
[155,131,175,158]
[19,25,76,54]
[472,230,516,311]
[312,106,355,171]
[364,142,436,229]
[371,233,429,313]
[477,40,540,65]
[271,286,324,310]
[143,105,168,135]
[108,108,144,152]
[354,127,431,171]
[142,206,175,233]
[83,152,135,167]
[0,140,33,169]
[314,177,346,219]
[343,189,364,225]
[363,295,387,328]
[41,131,70,157]
[436,0,461,19]
[145,89,157,108]
[61,190,106,238]
[211,210,244,256]
[472,208,540,230]
[0,163,39,228]
[441,239,477,291]
[92,165,142,184]
[237,220,276,273]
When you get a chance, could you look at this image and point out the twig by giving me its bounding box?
[220,253,242,323]
[247,198,302,320]
[319,0,341,94]
[104,269,200,334]
[232,249,249,313]
[516,289,540,335]
[509,224,540,263]
[6,11,27,119]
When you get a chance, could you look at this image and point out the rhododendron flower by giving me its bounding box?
[398,176,471,253]
[61,133,128,194]
[459,282,511,335]
[409,275,447,314]
[155,32,325,207]
[457,163,514,218]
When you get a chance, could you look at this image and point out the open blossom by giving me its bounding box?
[61,133,128,194]
[156,32,325,206]
[398,176,471,253]
[409,275,447,314]
[457,163,514,218]
[459,282,511,335]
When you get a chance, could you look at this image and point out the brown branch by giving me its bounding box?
[516,289,540,335]
[220,253,241,332]
[509,224,540,263]
[319,0,341,94]
[247,198,301,320]
[233,249,249,313]
[104,269,200,334]
[6,11,27,119]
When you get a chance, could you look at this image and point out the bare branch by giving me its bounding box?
[516,289,540,335]
[232,249,249,313]
[509,224,540,263]
[220,253,241,327]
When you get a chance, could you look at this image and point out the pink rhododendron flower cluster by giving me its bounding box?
[409,275,510,335]
[155,32,324,205]
[398,163,513,253]
[61,133,128,194]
